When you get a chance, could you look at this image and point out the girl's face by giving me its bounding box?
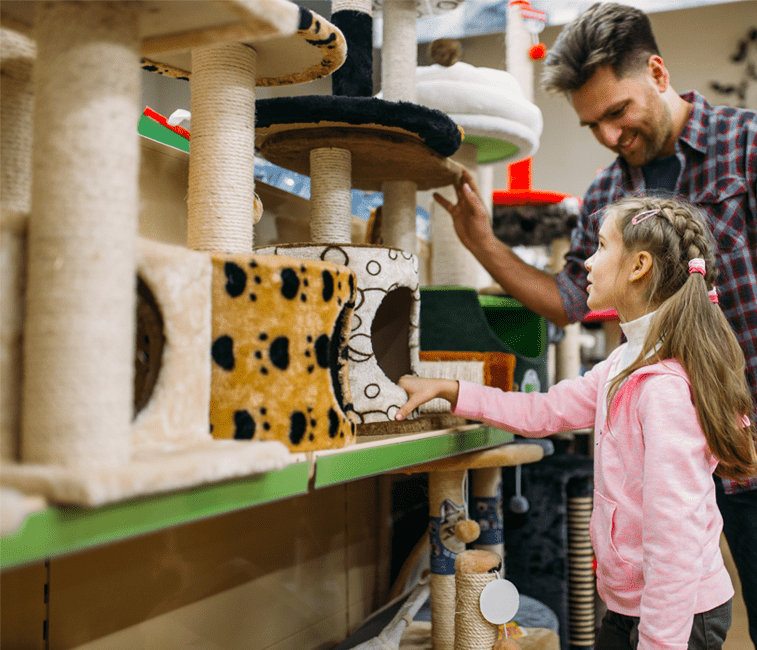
[585,211,636,315]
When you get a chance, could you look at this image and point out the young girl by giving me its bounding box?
[396,196,757,650]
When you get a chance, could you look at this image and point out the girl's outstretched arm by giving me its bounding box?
[396,375,460,420]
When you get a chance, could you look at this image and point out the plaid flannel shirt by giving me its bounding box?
[555,91,757,494]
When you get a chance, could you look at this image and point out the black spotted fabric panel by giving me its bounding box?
[210,254,357,451]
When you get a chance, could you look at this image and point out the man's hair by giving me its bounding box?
[540,2,660,94]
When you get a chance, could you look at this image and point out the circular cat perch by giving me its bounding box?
[255,0,465,250]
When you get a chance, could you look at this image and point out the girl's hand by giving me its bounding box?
[395,375,460,421]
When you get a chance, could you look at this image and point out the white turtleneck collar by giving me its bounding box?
[600,310,659,426]
[617,309,658,378]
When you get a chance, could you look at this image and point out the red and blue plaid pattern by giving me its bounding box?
[555,91,757,494]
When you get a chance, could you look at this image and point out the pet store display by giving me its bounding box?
[0,0,352,508]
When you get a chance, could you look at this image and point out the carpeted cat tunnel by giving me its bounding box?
[256,0,468,430]
[0,0,355,513]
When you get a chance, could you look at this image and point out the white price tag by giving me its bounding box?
[479,578,520,625]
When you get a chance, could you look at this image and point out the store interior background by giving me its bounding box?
[2,1,755,649]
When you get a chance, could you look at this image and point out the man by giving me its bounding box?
[434,3,757,646]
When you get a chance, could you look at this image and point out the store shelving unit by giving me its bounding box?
[1,424,512,571]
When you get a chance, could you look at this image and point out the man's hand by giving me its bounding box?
[433,168,496,254]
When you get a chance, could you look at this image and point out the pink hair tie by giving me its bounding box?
[631,208,661,225]
[688,258,706,275]
[708,288,719,304]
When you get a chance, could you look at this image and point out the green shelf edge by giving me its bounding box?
[0,461,310,572]
[138,113,190,153]
[314,426,514,488]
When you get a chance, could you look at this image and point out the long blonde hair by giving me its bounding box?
[605,196,757,480]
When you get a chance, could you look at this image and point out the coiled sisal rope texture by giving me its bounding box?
[188,43,256,252]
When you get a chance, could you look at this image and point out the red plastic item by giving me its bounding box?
[142,106,190,140]
[492,189,570,206]
[529,43,547,60]
[583,310,619,322]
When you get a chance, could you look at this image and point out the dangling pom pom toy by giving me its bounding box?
[528,43,546,60]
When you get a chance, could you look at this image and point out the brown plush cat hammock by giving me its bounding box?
[0,0,356,509]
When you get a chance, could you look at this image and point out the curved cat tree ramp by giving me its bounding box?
[0,0,349,509]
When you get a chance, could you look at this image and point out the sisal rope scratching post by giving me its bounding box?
[567,494,595,647]
[551,237,581,381]
[380,0,419,255]
[188,42,256,252]
[1,26,34,219]
[306,0,367,245]
[382,180,418,253]
[429,469,468,650]
[310,148,352,243]
[431,143,491,289]
[22,1,140,467]
[1,26,34,462]
[381,0,417,103]
[505,2,533,106]
[506,3,580,384]
[454,550,501,650]
[470,467,505,575]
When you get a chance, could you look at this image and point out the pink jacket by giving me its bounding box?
[452,346,733,650]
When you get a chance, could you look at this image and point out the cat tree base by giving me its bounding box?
[0,440,295,507]
[398,621,559,650]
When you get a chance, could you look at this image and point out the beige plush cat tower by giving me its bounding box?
[0,0,356,509]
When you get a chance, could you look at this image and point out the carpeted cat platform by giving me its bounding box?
[255,4,465,192]
[139,4,347,87]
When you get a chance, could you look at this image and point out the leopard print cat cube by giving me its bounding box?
[210,253,357,451]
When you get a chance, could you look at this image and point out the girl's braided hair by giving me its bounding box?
[606,195,757,480]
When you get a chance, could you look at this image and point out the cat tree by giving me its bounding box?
[413,61,542,290]
[255,0,467,428]
[0,0,356,508]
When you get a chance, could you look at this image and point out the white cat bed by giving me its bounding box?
[414,62,543,164]
[256,244,420,426]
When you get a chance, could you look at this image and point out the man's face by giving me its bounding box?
[570,64,673,168]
